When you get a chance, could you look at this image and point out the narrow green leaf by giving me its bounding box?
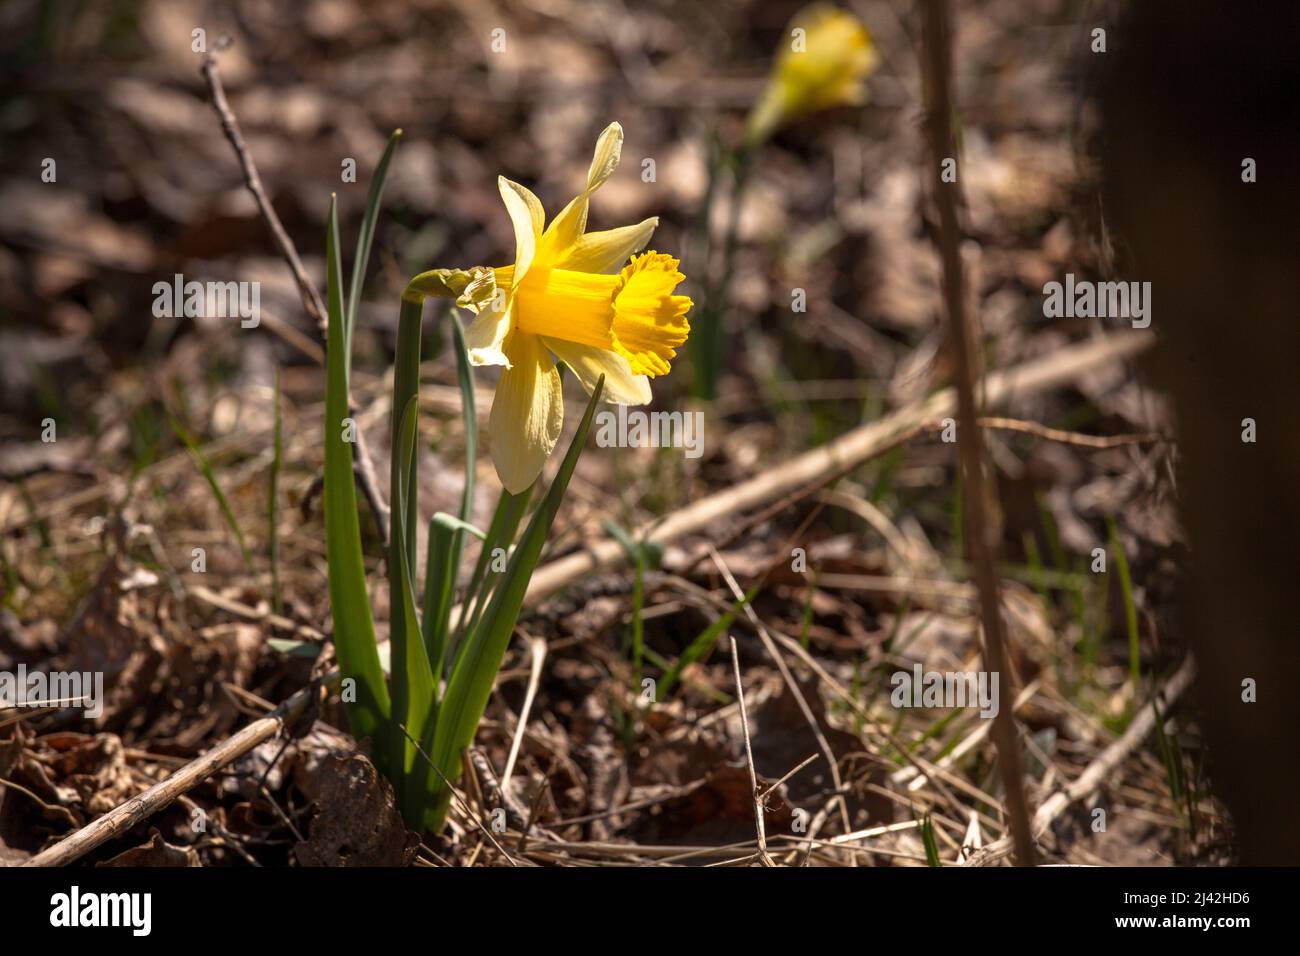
[387,295,424,782]
[919,813,943,867]
[659,584,759,698]
[323,194,391,759]
[443,312,478,637]
[422,516,457,684]
[391,297,424,580]
[421,311,482,679]
[391,395,438,825]
[431,513,486,541]
[1108,515,1141,711]
[422,511,488,679]
[601,519,647,696]
[267,638,322,659]
[346,128,402,346]
[454,484,532,648]
[169,414,250,567]
[268,367,283,614]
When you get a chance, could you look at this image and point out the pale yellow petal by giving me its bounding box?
[586,122,624,191]
[559,217,658,274]
[508,179,546,235]
[541,337,651,406]
[463,298,513,368]
[489,332,564,493]
[498,177,540,283]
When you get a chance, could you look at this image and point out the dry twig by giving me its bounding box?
[199,50,390,546]
[921,0,1036,865]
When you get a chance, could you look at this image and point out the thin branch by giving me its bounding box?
[24,678,332,866]
[199,50,390,546]
[758,753,820,803]
[200,54,327,331]
[975,417,1167,449]
[921,0,1036,865]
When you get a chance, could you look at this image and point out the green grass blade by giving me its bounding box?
[659,584,758,699]
[428,378,605,827]
[346,129,402,344]
[323,194,391,759]
[268,367,283,614]
[919,813,943,867]
[797,568,820,651]
[601,519,647,697]
[1108,516,1141,707]
[169,414,250,567]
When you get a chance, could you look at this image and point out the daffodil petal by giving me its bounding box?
[498,177,540,283]
[463,298,513,368]
[489,332,564,493]
[559,216,658,274]
[539,193,588,265]
[541,337,651,406]
[510,179,546,235]
[538,123,626,264]
[585,122,623,191]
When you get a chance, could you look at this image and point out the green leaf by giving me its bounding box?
[602,520,647,696]
[390,395,438,825]
[422,311,481,680]
[387,295,424,782]
[427,377,606,829]
[919,812,943,867]
[323,194,391,762]
[267,638,322,659]
[268,367,283,615]
[454,484,532,649]
[1108,515,1141,717]
[659,584,759,698]
[421,515,457,684]
[346,129,402,349]
[431,513,486,541]
[168,414,250,567]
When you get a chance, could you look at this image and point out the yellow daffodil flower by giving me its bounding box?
[406,123,692,493]
[745,5,879,146]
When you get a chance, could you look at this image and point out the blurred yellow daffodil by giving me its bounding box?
[746,5,879,146]
[406,123,692,493]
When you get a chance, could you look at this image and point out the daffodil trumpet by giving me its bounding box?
[404,122,692,495]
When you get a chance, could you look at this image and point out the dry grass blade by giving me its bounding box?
[729,635,773,867]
